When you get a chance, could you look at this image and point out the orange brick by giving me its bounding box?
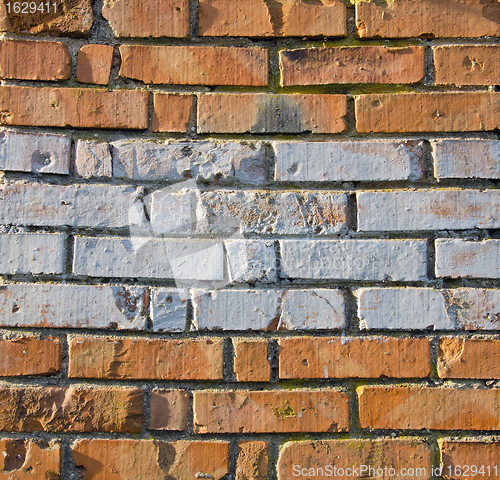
[0,40,70,80]
[0,336,61,376]
[358,387,500,430]
[234,339,270,382]
[153,93,194,132]
[280,46,424,85]
[73,439,229,480]
[236,441,268,480]
[119,45,268,86]
[0,86,148,129]
[194,390,349,433]
[279,337,430,379]
[76,44,114,85]
[69,337,223,380]
[150,389,188,431]
[355,93,500,133]
[198,94,347,133]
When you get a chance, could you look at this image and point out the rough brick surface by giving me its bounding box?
[153,94,193,132]
[0,337,61,376]
[355,93,500,133]
[279,337,430,379]
[358,387,500,430]
[150,390,188,430]
[280,46,424,85]
[0,386,144,433]
[194,390,349,433]
[151,289,187,332]
[198,94,347,133]
[76,44,113,85]
[236,441,268,480]
[233,339,270,382]
[75,140,112,178]
[69,337,223,380]
[226,240,277,284]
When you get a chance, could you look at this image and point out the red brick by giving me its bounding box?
[102,0,189,38]
[358,387,500,430]
[150,390,187,431]
[234,339,270,382]
[199,0,346,37]
[280,46,424,85]
[0,336,61,376]
[0,40,70,80]
[0,386,143,433]
[119,45,268,86]
[279,337,430,379]
[356,0,500,38]
[0,86,148,129]
[194,390,349,433]
[68,337,223,380]
[73,439,229,480]
[76,44,114,85]
[355,93,500,133]
[153,94,193,132]
[236,441,268,480]
[198,94,347,133]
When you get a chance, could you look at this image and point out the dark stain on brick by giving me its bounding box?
[263,0,284,35]
[156,442,177,478]
[3,439,26,471]
[252,96,306,133]
[282,49,310,63]
[480,0,500,24]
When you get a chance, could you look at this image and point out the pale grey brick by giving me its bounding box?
[280,239,427,281]
[274,140,424,181]
[150,189,196,234]
[151,288,187,332]
[225,240,277,283]
[75,140,112,178]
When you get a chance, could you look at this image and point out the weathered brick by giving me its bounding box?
[358,386,500,430]
[226,240,277,283]
[73,236,224,280]
[120,46,268,86]
[355,93,500,133]
[436,239,500,279]
[281,46,424,85]
[0,86,148,129]
[356,0,500,38]
[274,140,424,182]
[153,94,193,132]
[233,339,270,382]
[357,190,500,232]
[75,140,112,178]
[432,139,500,179]
[0,336,61,376]
[0,284,148,330]
[438,338,500,379]
[194,390,349,433]
[279,337,430,379]
[0,439,60,479]
[198,94,347,133]
[192,289,345,330]
[236,441,268,480]
[112,140,266,184]
[102,0,190,38]
[73,440,229,480]
[281,239,427,281]
[357,288,500,331]
[0,386,143,433]
[76,44,113,85]
[0,233,65,275]
[278,439,432,480]
[150,390,187,430]
[199,0,346,37]
[69,337,223,380]
[151,289,187,332]
[0,131,70,174]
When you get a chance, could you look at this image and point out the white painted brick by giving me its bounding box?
[150,189,196,234]
[151,288,187,332]
[0,284,147,329]
[280,239,427,281]
[75,140,112,178]
[0,233,65,274]
[111,140,266,184]
[0,183,136,228]
[436,239,500,278]
[73,236,224,280]
[274,140,424,181]
[356,288,500,330]
[358,189,500,232]
[432,139,500,179]
[225,240,277,283]
[0,131,70,175]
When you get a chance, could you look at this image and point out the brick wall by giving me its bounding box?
[0,0,499,478]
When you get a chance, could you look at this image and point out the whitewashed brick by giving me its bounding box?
[151,288,187,332]
[280,239,427,281]
[150,189,195,234]
[358,189,500,232]
[0,284,147,329]
[436,239,500,278]
[0,233,65,274]
[225,240,277,283]
[274,140,424,181]
[0,131,70,175]
[75,140,112,178]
